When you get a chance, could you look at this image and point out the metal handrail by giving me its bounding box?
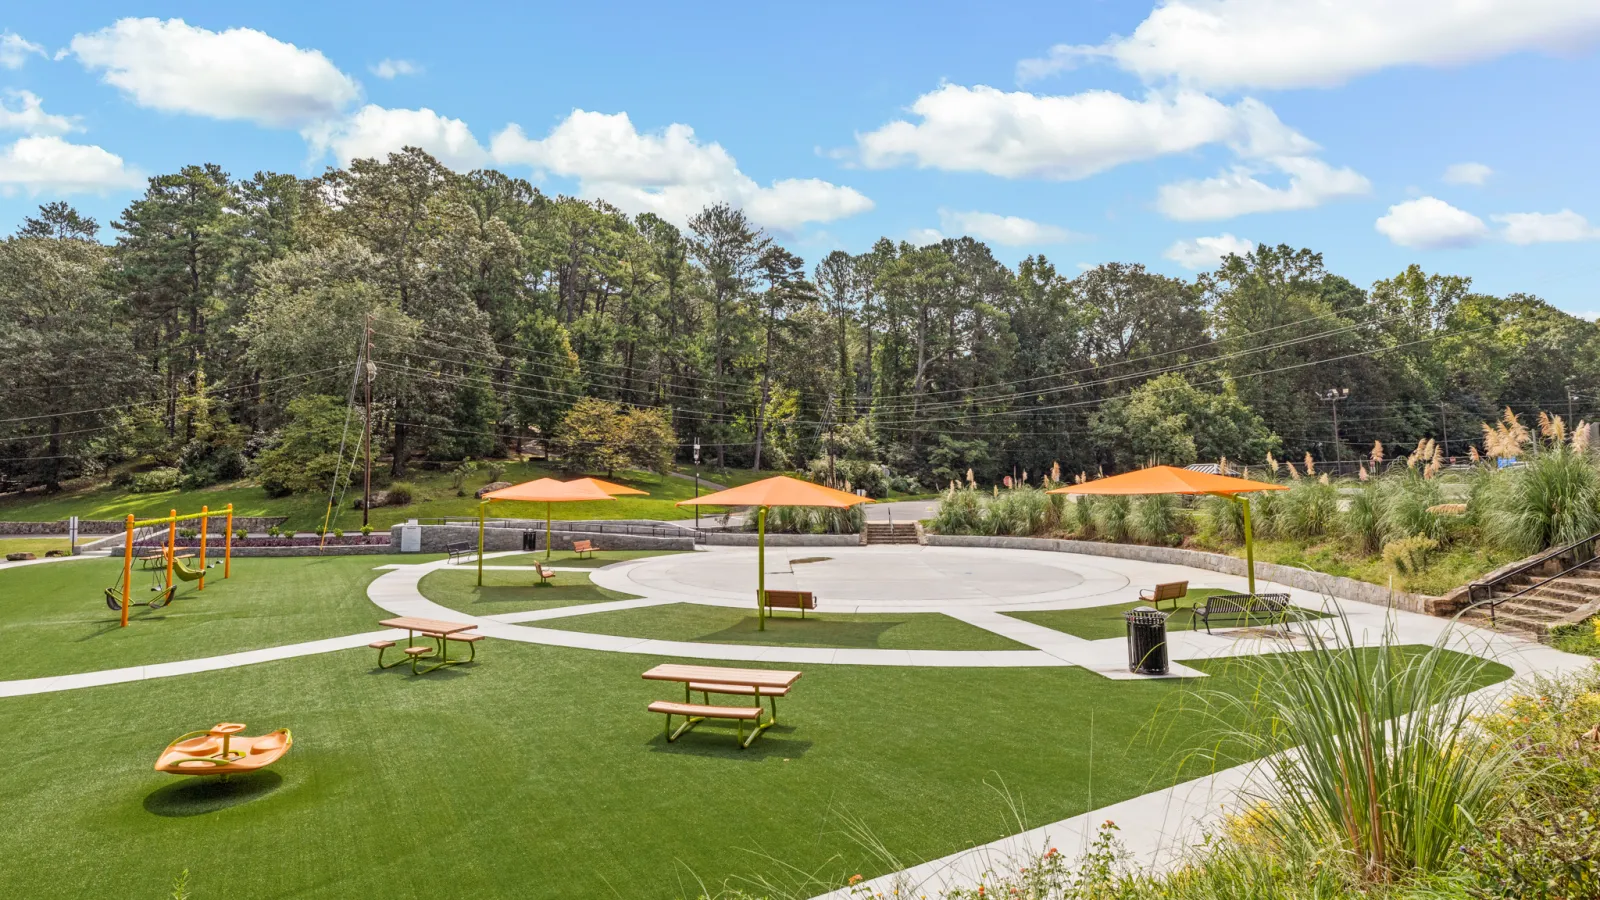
[1466,532,1598,625]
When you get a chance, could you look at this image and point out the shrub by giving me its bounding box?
[1071,495,1095,539]
[266,525,280,537]
[1130,494,1179,544]
[485,461,506,482]
[332,528,344,538]
[1198,494,1244,545]
[385,481,416,506]
[233,529,247,540]
[129,467,181,493]
[1203,622,1512,882]
[931,486,983,534]
[177,527,197,538]
[758,504,863,534]
[1476,444,1600,555]
[1382,534,1439,576]
[1093,495,1131,542]
[1279,478,1338,539]
[1344,482,1383,554]
[1376,472,1447,544]
[360,524,373,536]
[177,440,246,489]
[987,486,1050,536]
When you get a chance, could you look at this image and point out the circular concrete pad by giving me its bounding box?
[593,545,1139,612]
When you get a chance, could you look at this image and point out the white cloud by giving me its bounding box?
[1442,162,1492,186]
[1022,0,1600,90]
[0,91,77,136]
[0,135,143,195]
[1157,156,1370,220]
[1493,209,1600,244]
[370,59,421,79]
[492,110,872,230]
[856,85,1247,180]
[1163,233,1254,269]
[906,227,946,245]
[938,209,1080,245]
[71,18,359,127]
[306,105,488,170]
[1374,197,1489,249]
[0,32,47,69]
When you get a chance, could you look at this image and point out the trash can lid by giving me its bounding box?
[1124,606,1169,623]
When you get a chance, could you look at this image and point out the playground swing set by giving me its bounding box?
[106,504,236,627]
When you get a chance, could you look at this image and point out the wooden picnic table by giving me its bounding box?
[641,664,802,748]
[379,617,478,673]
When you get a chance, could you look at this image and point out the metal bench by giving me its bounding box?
[764,589,817,618]
[1191,592,1292,634]
[1139,581,1189,610]
[445,541,472,564]
[571,539,595,559]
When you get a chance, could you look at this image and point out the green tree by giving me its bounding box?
[1088,373,1279,470]
[253,395,355,496]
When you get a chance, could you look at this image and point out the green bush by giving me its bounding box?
[1477,445,1600,555]
[931,486,983,534]
[128,467,181,493]
[1376,472,1446,544]
[1093,495,1131,543]
[1197,494,1244,545]
[1279,479,1338,539]
[1382,534,1440,576]
[385,481,416,506]
[758,504,863,534]
[986,486,1050,536]
[1344,482,1383,554]
[1130,494,1179,544]
[1071,495,1095,539]
[360,524,373,536]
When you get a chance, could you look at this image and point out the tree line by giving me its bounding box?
[2,146,1597,497]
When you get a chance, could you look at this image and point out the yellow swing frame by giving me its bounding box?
[116,504,234,627]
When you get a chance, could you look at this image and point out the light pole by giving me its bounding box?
[692,437,701,530]
[1318,388,1349,465]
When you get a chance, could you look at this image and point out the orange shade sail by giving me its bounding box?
[481,477,616,503]
[676,475,874,509]
[567,477,649,497]
[1048,465,1286,497]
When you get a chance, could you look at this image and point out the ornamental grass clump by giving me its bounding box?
[1476,423,1600,555]
[1200,619,1511,884]
[985,485,1051,536]
[1344,482,1383,554]
[932,484,983,534]
[1197,494,1244,545]
[1279,477,1339,539]
[1093,495,1131,543]
[1130,493,1180,544]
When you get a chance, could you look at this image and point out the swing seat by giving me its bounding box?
[105,585,177,611]
[170,557,206,583]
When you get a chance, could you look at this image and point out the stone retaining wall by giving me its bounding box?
[391,524,694,553]
[925,534,1441,614]
[700,532,861,547]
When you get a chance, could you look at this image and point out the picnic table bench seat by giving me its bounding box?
[688,680,789,718]
[1191,592,1293,634]
[571,539,595,558]
[648,700,764,746]
[763,589,817,618]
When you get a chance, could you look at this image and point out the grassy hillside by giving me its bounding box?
[0,462,720,529]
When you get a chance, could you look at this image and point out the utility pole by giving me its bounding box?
[692,437,701,530]
[1569,384,1579,426]
[1318,388,1349,465]
[362,315,374,529]
[1440,400,1449,458]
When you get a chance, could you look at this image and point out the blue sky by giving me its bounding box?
[3,1,1599,314]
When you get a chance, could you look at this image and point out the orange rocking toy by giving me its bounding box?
[154,723,293,776]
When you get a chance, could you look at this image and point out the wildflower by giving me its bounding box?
[848,874,863,885]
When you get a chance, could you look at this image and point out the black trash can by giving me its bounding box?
[522,530,538,551]
[1124,606,1169,675]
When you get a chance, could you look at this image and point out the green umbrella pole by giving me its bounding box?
[546,501,552,560]
[1237,495,1257,597]
[477,501,486,586]
[757,505,767,632]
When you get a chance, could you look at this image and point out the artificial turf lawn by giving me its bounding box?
[491,548,690,568]
[0,537,70,556]
[543,602,1032,651]
[0,641,1508,900]
[0,554,433,681]
[1006,590,1332,641]
[418,567,643,615]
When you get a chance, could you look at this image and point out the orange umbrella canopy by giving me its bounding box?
[677,474,874,508]
[567,477,649,497]
[1048,465,1286,497]
[481,478,616,503]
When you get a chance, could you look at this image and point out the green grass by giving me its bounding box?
[543,602,1031,651]
[1008,590,1331,641]
[1549,618,1600,657]
[0,462,724,529]
[418,568,642,615]
[491,549,690,568]
[1195,537,1518,597]
[0,554,430,681]
[0,537,70,557]
[676,466,794,489]
[0,640,1502,899]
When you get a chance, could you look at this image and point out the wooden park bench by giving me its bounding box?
[445,541,472,564]
[571,539,596,559]
[763,589,817,618]
[1191,592,1292,634]
[1139,581,1188,610]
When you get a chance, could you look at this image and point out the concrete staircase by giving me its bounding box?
[1460,560,1600,640]
[863,522,920,545]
